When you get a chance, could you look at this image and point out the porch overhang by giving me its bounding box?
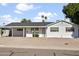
[5,26,47,28]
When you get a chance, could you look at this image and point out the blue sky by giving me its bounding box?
[0,3,67,25]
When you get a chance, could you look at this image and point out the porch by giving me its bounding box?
[11,27,46,37]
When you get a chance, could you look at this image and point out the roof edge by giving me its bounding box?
[47,20,78,26]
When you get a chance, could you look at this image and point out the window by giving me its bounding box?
[66,27,74,32]
[35,28,39,31]
[17,28,23,31]
[31,28,34,31]
[50,27,59,32]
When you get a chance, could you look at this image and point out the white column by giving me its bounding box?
[12,28,13,37]
[23,28,25,37]
[44,28,46,37]
[0,29,1,37]
[25,28,26,37]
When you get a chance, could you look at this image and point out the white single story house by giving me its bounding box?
[0,20,79,38]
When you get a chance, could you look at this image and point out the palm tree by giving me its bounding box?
[41,15,44,18]
[45,16,47,20]
[41,15,47,22]
[41,15,45,22]
[41,15,47,37]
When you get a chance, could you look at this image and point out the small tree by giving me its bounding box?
[21,18,27,23]
[21,18,31,23]
[28,19,31,22]
[0,29,3,36]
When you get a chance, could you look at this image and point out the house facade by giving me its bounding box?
[0,20,79,38]
[46,21,79,38]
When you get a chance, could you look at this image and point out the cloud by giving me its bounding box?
[65,18,70,22]
[1,3,7,6]
[38,12,53,17]
[0,15,20,25]
[14,3,34,14]
[33,12,57,22]
[64,3,68,6]
[16,3,34,11]
[14,10,22,14]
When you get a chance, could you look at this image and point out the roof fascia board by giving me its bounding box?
[6,26,46,28]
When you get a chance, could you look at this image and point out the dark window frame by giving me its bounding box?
[31,28,34,31]
[50,27,59,32]
[66,27,74,32]
[17,28,23,31]
[35,28,39,31]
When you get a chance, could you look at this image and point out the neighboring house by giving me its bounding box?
[0,27,10,37]
[0,20,79,38]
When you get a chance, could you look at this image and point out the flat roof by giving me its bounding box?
[6,22,53,26]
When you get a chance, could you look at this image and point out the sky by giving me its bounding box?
[0,3,67,26]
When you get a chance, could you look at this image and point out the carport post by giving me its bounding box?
[23,28,25,37]
[12,28,13,37]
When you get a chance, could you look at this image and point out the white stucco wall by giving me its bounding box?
[26,28,32,37]
[46,21,78,38]
[39,34,44,37]
[26,34,32,37]
[39,28,45,37]
[26,34,44,37]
